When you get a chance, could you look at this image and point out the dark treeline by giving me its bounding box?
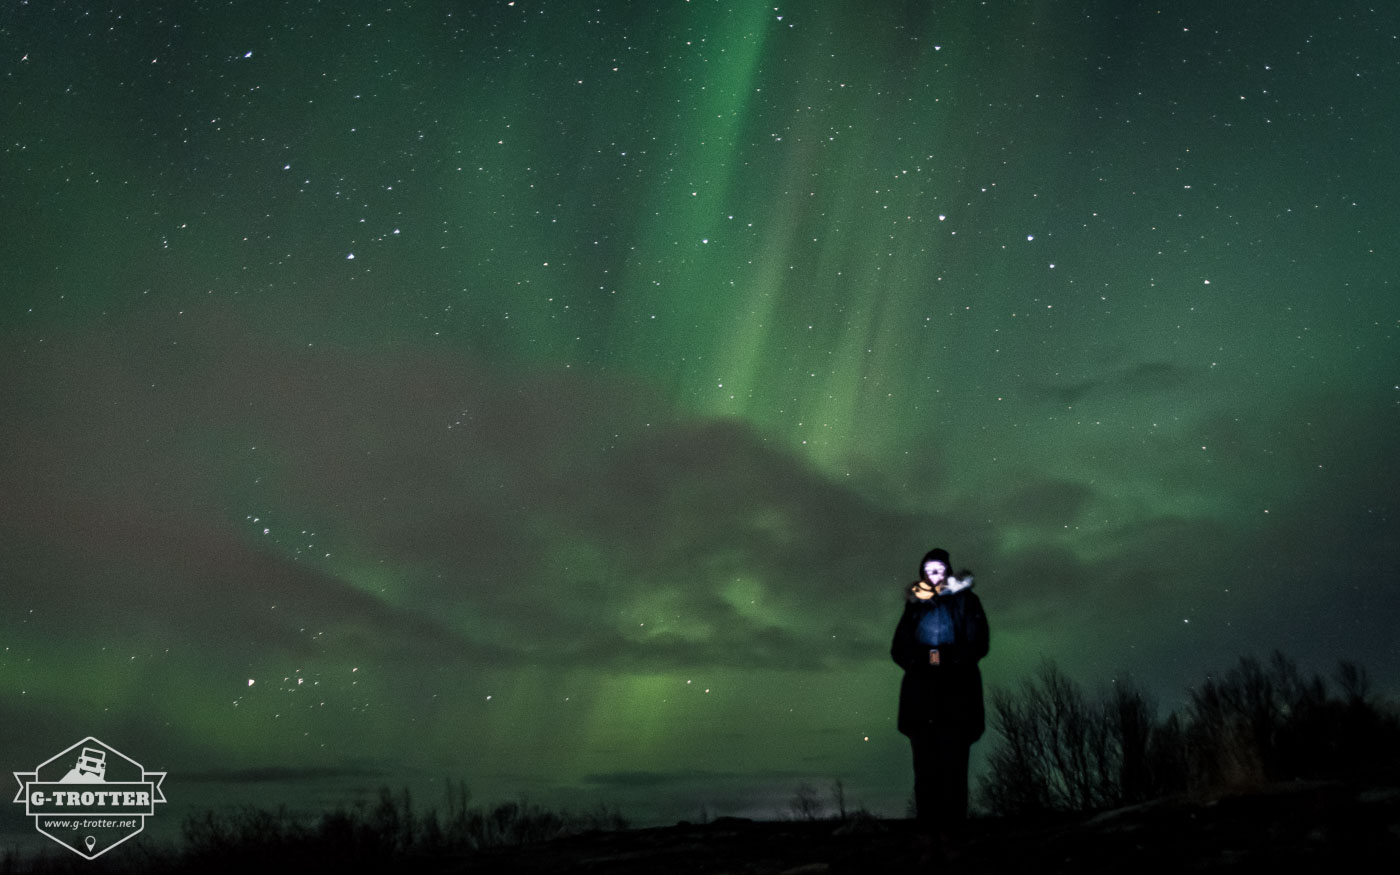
[1,783,627,875]
[980,651,1400,816]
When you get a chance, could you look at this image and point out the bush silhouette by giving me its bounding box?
[981,652,1400,816]
[59,782,629,874]
[981,662,1170,815]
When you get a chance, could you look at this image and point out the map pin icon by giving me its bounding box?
[85,836,96,853]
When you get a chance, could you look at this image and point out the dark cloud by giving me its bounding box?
[975,384,1400,694]
[581,770,736,789]
[7,311,1395,712]
[1025,361,1194,406]
[984,479,1097,528]
[0,312,943,683]
[1120,362,1192,394]
[180,765,391,784]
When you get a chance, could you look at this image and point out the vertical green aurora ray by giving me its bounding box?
[773,2,1095,486]
[610,3,772,395]
[437,2,987,487]
[704,11,968,479]
[701,140,810,423]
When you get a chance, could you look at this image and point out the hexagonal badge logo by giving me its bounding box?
[12,737,167,860]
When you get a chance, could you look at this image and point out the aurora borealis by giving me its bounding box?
[3,0,1398,835]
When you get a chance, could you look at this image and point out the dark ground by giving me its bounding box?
[9,780,1398,873]
[451,781,1400,874]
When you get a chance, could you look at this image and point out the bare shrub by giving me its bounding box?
[1186,651,1330,791]
[172,782,627,873]
[1189,651,1400,791]
[984,652,1400,815]
[787,781,824,821]
[981,662,1122,815]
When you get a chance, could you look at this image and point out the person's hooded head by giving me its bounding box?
[919,549,951,587]
[911,548,975,601]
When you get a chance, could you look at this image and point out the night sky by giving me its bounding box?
[3,0,1398,832]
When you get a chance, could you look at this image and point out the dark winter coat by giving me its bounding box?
[891,579,989,741]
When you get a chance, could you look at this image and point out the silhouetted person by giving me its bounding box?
[891,547,989,837]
